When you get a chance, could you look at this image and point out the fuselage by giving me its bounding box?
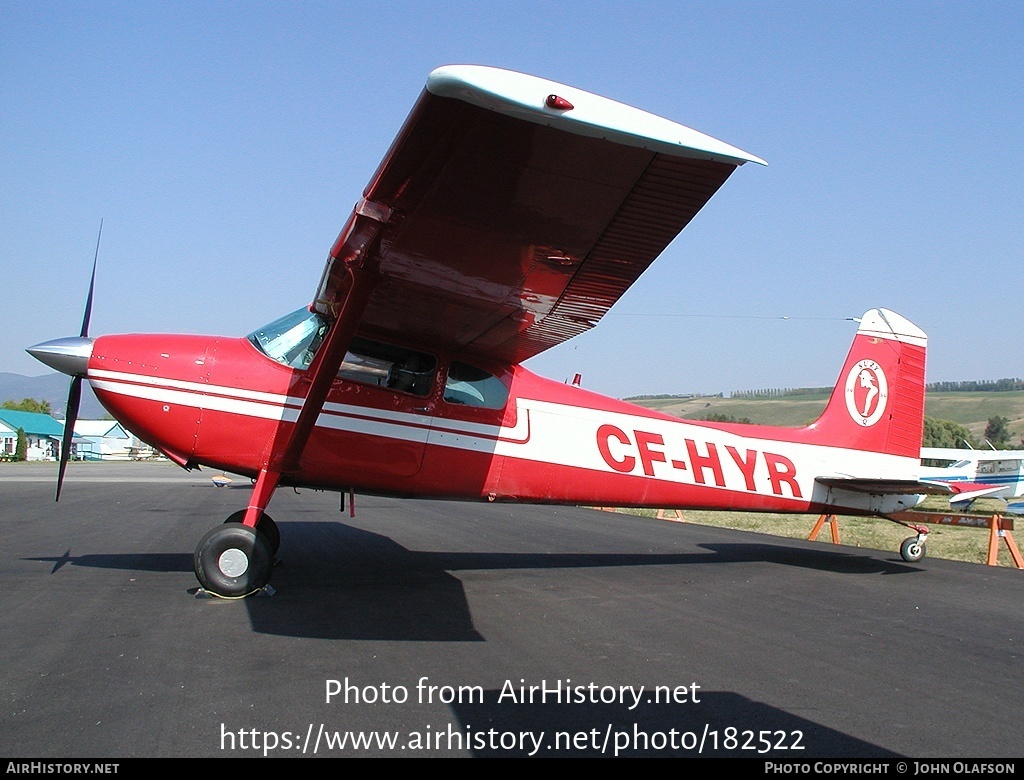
[82,312,923,517]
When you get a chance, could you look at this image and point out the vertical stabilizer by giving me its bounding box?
[803,309,927,457]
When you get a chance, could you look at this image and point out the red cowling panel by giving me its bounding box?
[318,90,739,364]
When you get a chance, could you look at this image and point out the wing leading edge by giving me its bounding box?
[315,65,764,364]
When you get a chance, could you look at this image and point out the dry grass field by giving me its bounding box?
[621,391,1024,568]
[603,499,1021,569]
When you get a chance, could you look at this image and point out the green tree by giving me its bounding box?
[2,398,52,414]
[14,427,27,461]
[984,416,1011,448]
[922,417,976,449]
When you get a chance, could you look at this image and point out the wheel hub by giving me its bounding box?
[218,548,249,578]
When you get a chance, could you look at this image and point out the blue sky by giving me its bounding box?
[3,2,1022,398]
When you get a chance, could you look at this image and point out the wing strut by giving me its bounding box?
[240,206,386,530]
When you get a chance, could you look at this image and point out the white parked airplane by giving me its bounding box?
[920,447,1024,513]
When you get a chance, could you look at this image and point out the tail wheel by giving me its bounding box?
[224,510,280,556]
[195,522,273,598]
[900,537,926,563]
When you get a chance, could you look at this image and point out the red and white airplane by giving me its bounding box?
[29,66,941,597]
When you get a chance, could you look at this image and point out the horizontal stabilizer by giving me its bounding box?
[816,477,952,496]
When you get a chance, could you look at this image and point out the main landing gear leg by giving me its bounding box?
[190,211,384,599]
[194,468,281,598]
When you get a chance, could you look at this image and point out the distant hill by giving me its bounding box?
[629,389,1024,445]
[0,372,106,419]
[633,392,832,428]
[924,391,1024,443]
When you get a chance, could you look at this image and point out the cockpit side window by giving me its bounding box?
[338,338,436,397]
[443,362,509,410]
[247,309,437,397]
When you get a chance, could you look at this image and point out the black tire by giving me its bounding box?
[900,537,926,563]
[195,522,273,598]
[224,510,280,556]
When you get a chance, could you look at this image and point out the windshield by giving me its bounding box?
[247,308,328,369]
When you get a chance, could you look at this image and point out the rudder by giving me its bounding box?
[803,309,926,458]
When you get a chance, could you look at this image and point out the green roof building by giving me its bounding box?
[0,409,69,461]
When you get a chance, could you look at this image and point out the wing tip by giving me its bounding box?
[426,64,766,167]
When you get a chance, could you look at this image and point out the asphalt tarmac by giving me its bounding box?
[2,462,1021,758]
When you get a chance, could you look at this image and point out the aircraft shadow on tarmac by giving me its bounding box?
[695,543,922,576]
[446,690,902,757]
[29,549,191,574]
[25,522,920,641]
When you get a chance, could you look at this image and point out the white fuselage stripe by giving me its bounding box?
[88,370,529,442]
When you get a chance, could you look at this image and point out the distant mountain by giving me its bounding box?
[0,372,107,419]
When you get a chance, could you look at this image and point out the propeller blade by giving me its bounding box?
[80,220,102,338]
[53,221,103,500]
[56,376,82,502]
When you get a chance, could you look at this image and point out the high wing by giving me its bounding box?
[314,65,765,364]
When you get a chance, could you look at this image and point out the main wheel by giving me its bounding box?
[224,510,280,555]
[899,537,926,563]
[195,522,273,597]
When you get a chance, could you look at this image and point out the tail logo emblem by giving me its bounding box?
[845,360,888,426]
